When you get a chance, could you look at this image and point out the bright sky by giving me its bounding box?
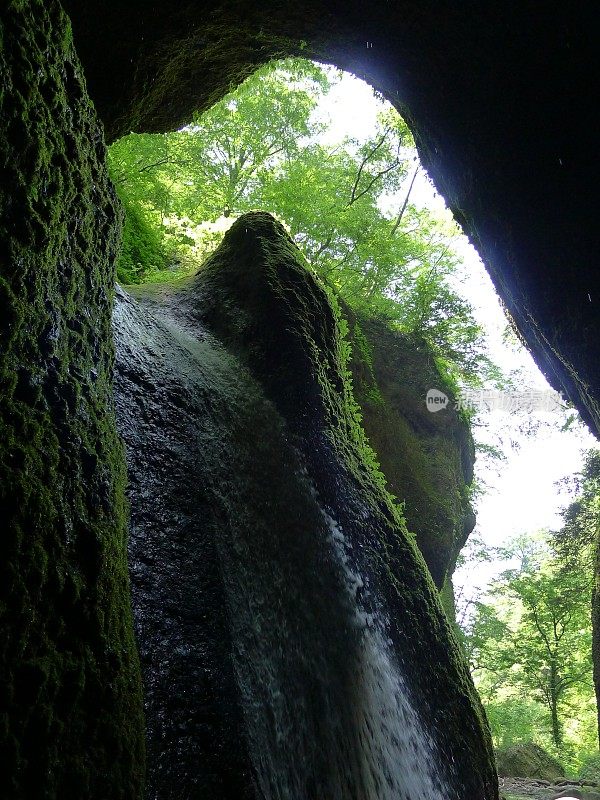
[314,67,598,599]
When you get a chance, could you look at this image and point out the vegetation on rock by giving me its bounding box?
[0,3,144,797]
[108,58,497,390]
[346,312,476,588]
[180,211,498,796]
[496,741,565,781]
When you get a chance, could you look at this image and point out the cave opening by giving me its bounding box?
[109,53,596,792]
[110,57,600,789]
[2,4,599,799]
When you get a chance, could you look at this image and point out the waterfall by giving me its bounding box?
[218,469,450,800]
[114,282,489,800]
[324,511,448,800]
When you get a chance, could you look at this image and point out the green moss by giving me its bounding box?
[0,3,144,797]
[349,320,384,407]
[440,575,458,622]
[344,311,476,588]
[496,742,565,781]
[187,213,395,509]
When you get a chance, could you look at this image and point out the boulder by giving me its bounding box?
[496,743,565,782]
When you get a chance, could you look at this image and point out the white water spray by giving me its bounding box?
[220,460,452,800]
[323,510,448,800]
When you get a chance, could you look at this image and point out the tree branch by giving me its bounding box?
[348,128,393,206]
[390,166,420,236]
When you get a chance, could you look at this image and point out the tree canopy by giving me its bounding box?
[462,522,598,770]
[108,58,494,388]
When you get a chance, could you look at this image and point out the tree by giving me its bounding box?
[465,533,595,758]
[552,450,600,746]
[108,57,494,387]
[506,562,591,750]
[108,60,331,222]
[553,449,600,576]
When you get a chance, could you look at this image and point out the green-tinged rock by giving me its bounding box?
[0,3,144,797]
[496,742,565,781]
[346,312,476,588]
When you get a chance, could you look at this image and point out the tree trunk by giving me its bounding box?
[550,699,562,750]
[592,534,600,745]
[549,662,562,750]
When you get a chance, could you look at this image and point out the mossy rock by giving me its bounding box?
[177,212,497,797]
[346,310,476,588]
[496,742,565,781]
[0,3,144,798]
[111,212,497,796]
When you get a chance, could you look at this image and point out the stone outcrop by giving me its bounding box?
[496,742,565,782]
[347,314,476,590]
[113,213,497,798]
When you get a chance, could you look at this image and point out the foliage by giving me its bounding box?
[108,58,495,387]
[578,750,600,782]
[463,532,595,770]
[553,449,600,577]
[114,196,171,283]
[487,699,550,749]
[107,60,329,231]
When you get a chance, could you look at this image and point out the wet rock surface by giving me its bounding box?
[113,286,255,799]
[113,214,498,798]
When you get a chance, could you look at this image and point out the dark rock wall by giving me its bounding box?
[108,214,497,798]
[0,4,144,798]
[113,286,257,799]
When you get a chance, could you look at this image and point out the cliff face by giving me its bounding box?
[113,285,256,799]
[113,212,496,799]
[347,315,476,591]
[0,4,144,798]
[2,1,598,795]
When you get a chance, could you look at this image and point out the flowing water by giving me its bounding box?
[217,466,450,800]
[115,286,457,799]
